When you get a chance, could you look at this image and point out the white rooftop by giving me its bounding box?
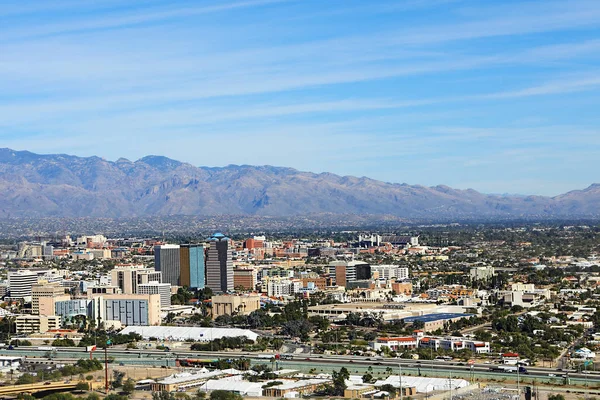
[120,326,259,341]
[373,376,469,393]
[157,369,224,385]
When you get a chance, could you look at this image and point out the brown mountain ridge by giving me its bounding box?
[0,148,598,219]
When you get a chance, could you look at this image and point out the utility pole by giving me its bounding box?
[398,358,403,400]
[105,339,111,393]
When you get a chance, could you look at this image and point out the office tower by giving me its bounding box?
[8,270,39,299]
[111,264,162,294]
[137,282,172,307]
[154,244,180,286]
[180,244,205,289]
[233,268,257,290]
[327,260,371,288]
[32,282,69,315]
[206,233,233,293]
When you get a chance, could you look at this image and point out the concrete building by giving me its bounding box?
[180,244,205,289]
[154,244,181,286]
[8,270,39,300]
[90,294,161,326]
[88,248,112,259]
[32,282,70,315]
[370,333,490,354]
[371,265,409,280]
[233,268,257,290]
[391,282,413,295]
[470,266,495,281]
[328,260,371,288]
[211,294,260,319]
[206,233,233,293]
[137,282,172,307]
[152,370,227,392]
[55,299,93,319]
[15,315,61,334]
[111,264,162,294]
[263,379,331,397]
[502,284,551,308]
[267,278,301,297]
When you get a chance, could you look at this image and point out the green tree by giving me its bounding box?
[548,395,565,400]
[152,391,176,400]
[328,367,349,396]
[16,373,38,384]
[193,391,207,400]
[52,338,76,347]
[75,382,89,392]
[105,395,129,400]
[209,391,243,400]
[122,379,135,395]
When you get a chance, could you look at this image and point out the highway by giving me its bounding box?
[0,382,80,396]
[4,346,600,388]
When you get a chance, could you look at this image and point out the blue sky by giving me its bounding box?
[1,0,600,196]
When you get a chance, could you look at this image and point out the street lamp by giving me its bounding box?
[105,339,111,393]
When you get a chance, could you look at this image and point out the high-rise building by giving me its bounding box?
[8,270,39,300]
[154,244,181,286]
[180,244,205,289]
[328,261,371,288]
[206,233,233,293]
[371,265,409,280]
[32,282,69,315]
[111,264,162,294]
[233,268,257,290]
[137,282,172,308]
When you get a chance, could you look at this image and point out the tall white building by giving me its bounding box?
[267,278,301,297]
[137,282,172,308]
[8,270,39,300]
[371,265,409,280]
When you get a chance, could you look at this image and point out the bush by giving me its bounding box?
[52,338,76,347]
[75,382,89,392]
[209,391,242,400]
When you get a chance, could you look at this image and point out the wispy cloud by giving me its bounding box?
[1,0,600,194]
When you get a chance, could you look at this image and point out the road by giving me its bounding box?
[4,346,599,388]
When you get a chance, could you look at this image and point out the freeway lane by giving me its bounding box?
[4,347,600,387]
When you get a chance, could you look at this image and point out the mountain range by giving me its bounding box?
[0,148,598,219]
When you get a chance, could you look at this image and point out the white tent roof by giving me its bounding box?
[120,326,259,341]
[373,375,469,393]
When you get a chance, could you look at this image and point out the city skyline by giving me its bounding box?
[2,0,600,195]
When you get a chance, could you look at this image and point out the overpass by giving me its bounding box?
[0,382,81,396]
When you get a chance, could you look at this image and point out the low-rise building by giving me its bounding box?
[370,333,490,354]
[211,294,261,319]
[263,379,331,397]
[152,370,227,392]
[15,315,61,334]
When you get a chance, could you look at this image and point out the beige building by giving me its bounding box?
[110,264,162,294]
[89,293,162,326]
[211,294,261,319]
[32,282,70,315]
[16,315,61,334]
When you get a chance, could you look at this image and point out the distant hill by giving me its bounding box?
[0,148,598,219]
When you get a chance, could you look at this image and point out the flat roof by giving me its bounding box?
[403,313,474,323]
